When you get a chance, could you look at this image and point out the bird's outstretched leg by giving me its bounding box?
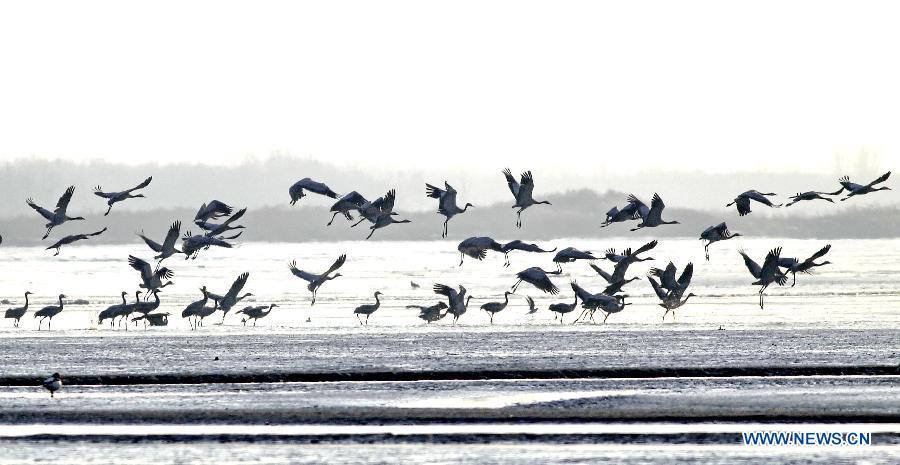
[310,291,317,306]
[53,248,60,257]
[603,313,610,324]
[104,205,112,216]
[43,228,52,240]
[365,315,370,325]
[442,220,448,238]
[366,228,376,240]
[516,209,523,228]
[459,253,464,267]
[356,314,363,325]
[253,320,257,327]
[791,272,797,287]
[503,254,510,268]
[350,218,366,228]
[327,212,340,226]
[704,244,710,261]
[511,280,521,292]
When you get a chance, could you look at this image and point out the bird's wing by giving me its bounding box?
[207,200,233,217]
[128,255,153,280]
[224,272,250,300]
[156,266,174,280]
[93,188,115,198]
[866,171,891,187]
[162,221,181,251]
[26,199,55,221]
[126,176,153,193]
[633,239,658,256]
[806,244,832,263]
[626,195,647,218]
[744,190,777,206]
[374,189,396,213]
[138,232,163,252]
[525,296,536,310]
[55,186,76,215]
[661,262,678,289]
[340,191,368,207]
[503,168,520,198]
[517,171,535,201]
[288,261,317,282]
[715,222,729,235]
[323,254,347,276]
[735,196,751,216]
[589,263,613,282]
[570,282,594,302]
[647,276,669,300]
[425,183,444,199]
[646,193,665,223]
[440,185,459,212]
[433,283,458,299]
[677,262,693,289]
[303,179,339,198]
[739,250,762,278]
[760,247,783,280]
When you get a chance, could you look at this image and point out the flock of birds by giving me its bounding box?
[1,169,893,331]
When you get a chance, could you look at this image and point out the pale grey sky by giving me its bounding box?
[0,1,897,173]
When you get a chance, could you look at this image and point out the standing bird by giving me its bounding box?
[208,272,252,321]
[834,172,892,201]
[426,181,473,238]
[42,373,62,398]
[138,221,184,261]
[237,304,277,326]
[94,176,152,215]
[503,169,551,228]
[353,291,382,325]
[194,200,233,223]
[601,203,640,228]
[785,189,843,207]
[500,240,556,268]
[739,247,788,309]
[699,223,741,261]
[5,291,33,328]
[128,256,174,294]
[97,291,129,328]
[131,290,161,322]
[511,267,561,294]
[192,298,219,329]
[457,236,504,266]
[480,291,512,324]
[45,228,107,256]
[726,190,781,216]
[181,287,210,329]
[289,178,340,205]
[327,191,368,226]
[34,294,66,330]
[628,194,680,231]
[552,247,597,272]
[433,284,472,325]
[777,244,832,287]
[548,294,578,324]
[407,302,449,324]
[27,186,85,239]
[288,254,346,305]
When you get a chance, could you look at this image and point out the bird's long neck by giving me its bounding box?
[134,291,142,303]
[120,294,127,305]
[465,295,472,307]
[537,200,551,205]
[461,204,471,212]
[24,293,29,308]
[502,293,510,306]
[58,296,64,308]
[681,294,694,305]
[374,293,381,307]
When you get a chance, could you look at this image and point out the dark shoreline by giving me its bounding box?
[3,365,900,387]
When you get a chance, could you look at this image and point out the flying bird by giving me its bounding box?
[834,172,892,201]
[628,194,679,231]
[648,261,695,321]
[327,191,368,226]
[570,282,629,324]
[726,190,781,216]
[289,178,340,205]
[27,186,85,239]
[503,169,551,228]
[128,255,174,294]
[500,240,556,268]
[194,200,233,223]
[511,267,561,294]
[457,236,504,266]
[785,189,843,207]
[426,181,473,238]
[699,223,741,261]
[552,247,598,272]
[207,272,252,321]
[138,221,184,261]
[45,228,107,256]
[196,207,247,238]
[777,244,832,287]
[288,254,346,305]
[94,176,152,215]
[601,203,640,228]
[739,247,788,309]
[181,232,234,260]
